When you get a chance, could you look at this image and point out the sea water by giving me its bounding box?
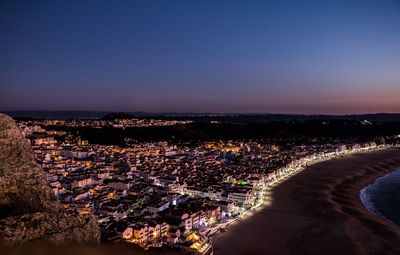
[360,169,400,227]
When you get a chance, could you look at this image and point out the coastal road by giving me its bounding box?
[213,149,400,255]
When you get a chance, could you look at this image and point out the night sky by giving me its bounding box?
[1,0,400,114]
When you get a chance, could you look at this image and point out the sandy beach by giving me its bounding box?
[213,149,400,255]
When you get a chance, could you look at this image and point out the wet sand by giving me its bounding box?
[213,149,400,255]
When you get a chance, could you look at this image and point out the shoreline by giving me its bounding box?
[213,149,400,255]
[359,169,400,227]
[205,147,391,239]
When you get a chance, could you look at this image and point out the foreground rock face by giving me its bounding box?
[0,113,100,245]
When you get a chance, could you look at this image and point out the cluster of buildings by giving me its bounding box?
[16,120,397,255]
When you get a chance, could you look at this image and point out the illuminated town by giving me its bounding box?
[15,118,400,255]
[2,0,400,254]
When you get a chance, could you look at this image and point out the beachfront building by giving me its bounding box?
[227,186,255,208]
[184,232,214,255]
[337,144,347,155]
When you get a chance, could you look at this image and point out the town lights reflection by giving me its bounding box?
[263,196,273,207]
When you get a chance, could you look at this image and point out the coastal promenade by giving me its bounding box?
[213,149,400,255]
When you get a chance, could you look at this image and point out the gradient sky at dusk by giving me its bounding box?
[1,0,400,114]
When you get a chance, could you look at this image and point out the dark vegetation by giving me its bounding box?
[48,120,400,147]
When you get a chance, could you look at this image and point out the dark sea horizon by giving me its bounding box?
[360,169,400,227]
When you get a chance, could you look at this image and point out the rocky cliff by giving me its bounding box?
[0,113,100,245]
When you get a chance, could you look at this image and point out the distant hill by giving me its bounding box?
[102,112,134,120]
[3,111,400,122]
[51,119,400,145]
[3,111,108,119]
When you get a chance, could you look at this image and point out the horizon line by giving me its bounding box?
[2,110,400,116]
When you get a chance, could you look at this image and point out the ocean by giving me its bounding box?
[360,169,400,227]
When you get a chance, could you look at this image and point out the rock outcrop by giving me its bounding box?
[0,113,100,245]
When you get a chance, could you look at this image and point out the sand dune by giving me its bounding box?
[213,149,400,255]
